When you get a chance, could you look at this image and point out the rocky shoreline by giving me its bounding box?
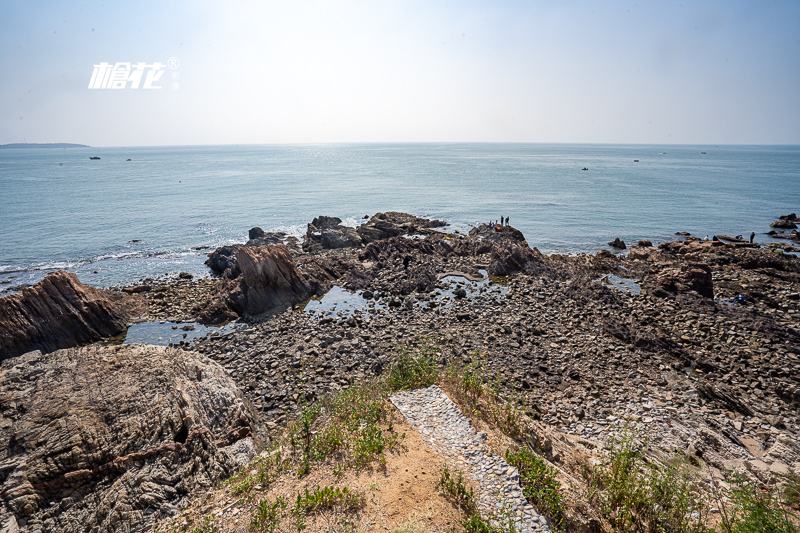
[2,211,800,531]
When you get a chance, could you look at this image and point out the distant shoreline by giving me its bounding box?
[0,143,90,149]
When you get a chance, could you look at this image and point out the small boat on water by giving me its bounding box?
[126,158,131,161]
[582,167,588,171]
[701,151,706,154]
[633,159,639,162]
[89,156,100,160]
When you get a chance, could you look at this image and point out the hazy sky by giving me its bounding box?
[1,1,798,146]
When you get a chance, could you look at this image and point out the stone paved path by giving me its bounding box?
[390,385,551,532]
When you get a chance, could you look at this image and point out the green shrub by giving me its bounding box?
[437,465,478,516]
[723,472,797,533]
[585,429,711,533]
[249,496,287,532]
[783,470,800,509]
[384,338,439,392]
[505,447,565,530]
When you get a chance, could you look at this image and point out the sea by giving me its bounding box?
[1,143,799,294]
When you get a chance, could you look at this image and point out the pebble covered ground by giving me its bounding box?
[391,385,551,533]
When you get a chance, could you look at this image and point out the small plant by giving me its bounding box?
[190,515,220,533]
[352,423,403,467]
[293,487,366,515]
[784,469,800,509]
[437,465,478,515]
[505,447,565,530]
[460,513,509,533]
[584,428,712,533]
[249,496,287,532]
[385,338,439,392]
[721,472,797,533]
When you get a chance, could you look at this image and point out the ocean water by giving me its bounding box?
[1,143,798,293]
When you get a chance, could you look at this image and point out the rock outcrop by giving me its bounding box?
[0,344,259,533]
[234,245,314,317]
[304,217,363,252]
[653,262,714,298]
[0,271,146,360]
[198,244,319,323]
[357,212,446,243]
[205,244,242,275]
[608,237,627,249]
[488,242,543,276]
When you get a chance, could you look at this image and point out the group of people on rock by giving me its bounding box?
[490,216,510,228]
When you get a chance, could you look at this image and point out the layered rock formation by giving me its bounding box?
[198,244,340,323]
[0,271,145,360]
[0,344,259,533]
[234,245,315,316]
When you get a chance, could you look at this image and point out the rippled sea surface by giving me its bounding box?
[1,143,798,292]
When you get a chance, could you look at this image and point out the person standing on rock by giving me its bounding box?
[750,232,755,243]
[506,216,510,227]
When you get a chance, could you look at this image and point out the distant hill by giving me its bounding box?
[0,143,90,149]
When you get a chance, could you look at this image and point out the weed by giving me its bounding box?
[722,472,797,533]
[291,485,365,528]
[460,513,510,533]
[437,465,478,515]
[249,496,287,532]
[385,338,439,392]
[585,428,711,533]
[505,447,565,530]
[784,470,800,509]
[189,515,219,533]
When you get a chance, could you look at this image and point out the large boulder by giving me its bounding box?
[0,344,259,533]
[234,245,314,317]
[0,271,146,360]
[198,244,318,322]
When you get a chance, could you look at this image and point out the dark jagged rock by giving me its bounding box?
[653,262,714,298]
[205,244,242,275]
[771,219,797,229]
[0,344,259,533]
[304,216,362,252]
[608,237,627,249]
[357,212,446,243]
[0,271,145,360]
[245,227,285,247]
[488,241,543,277]
[399,264,437,295]
[638,239,652,247]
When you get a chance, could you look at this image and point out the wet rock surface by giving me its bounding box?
[0,271,146,360]
[0,344,259,533]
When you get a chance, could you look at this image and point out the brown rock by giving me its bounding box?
[234,245,314,318]
[0,271,146,360]
[0,344,259,532]
[488,242,543,276]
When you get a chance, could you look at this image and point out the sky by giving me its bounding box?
[1,0,799,146]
